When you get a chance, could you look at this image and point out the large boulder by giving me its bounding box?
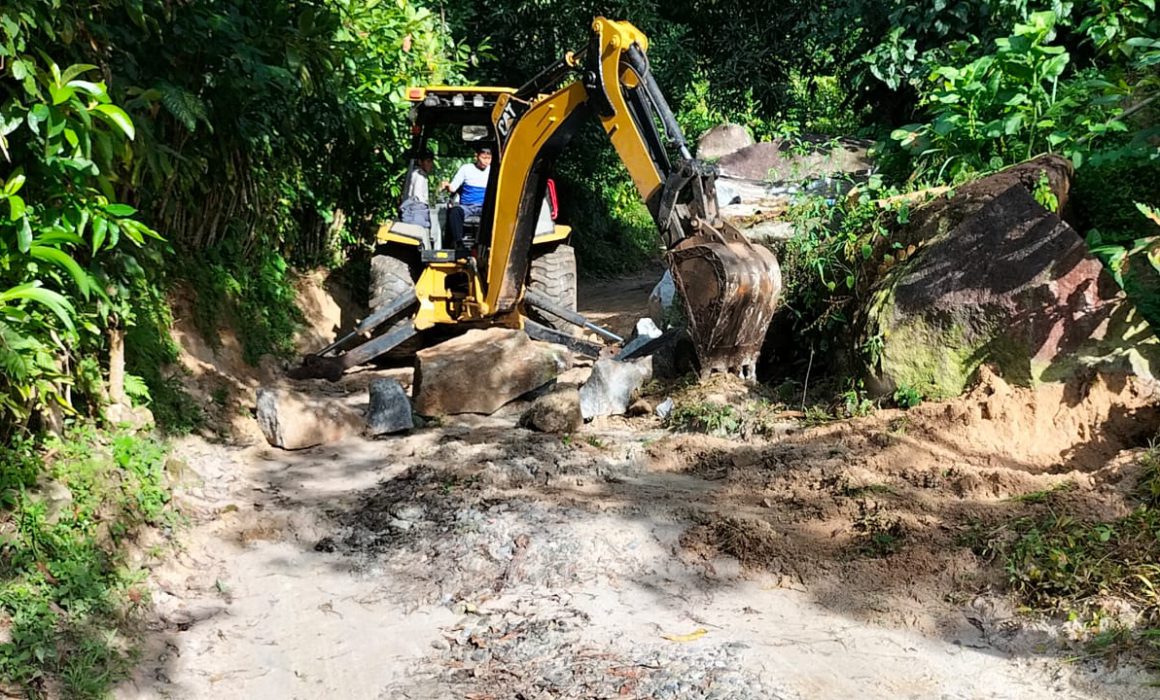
[256,387,362,450]
[697,123,754,161]
[861,155,1160,398]
[579,357,654,419]
[716,138,873,182]
[412,328,572,415]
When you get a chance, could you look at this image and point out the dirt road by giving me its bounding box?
[113,268,1160,699]
[115,367,1156,699]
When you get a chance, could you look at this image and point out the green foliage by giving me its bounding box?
[0,427,173,698]
[184,246,304,364]
[851,501,905,556]
[781,187,895,362]
[880,1,1158,183]
[840,382,876,417]
[0,46,160,435]
[892,11,1126,180]
[1031,169,1059,211]
[556,129,660,276]
[988,448,1160,667]
[892,384,925,408]
[667,401,743,436]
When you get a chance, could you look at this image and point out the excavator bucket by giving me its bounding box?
[668,222,781,380]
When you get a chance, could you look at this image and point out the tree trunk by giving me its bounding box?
[108,326,126,406]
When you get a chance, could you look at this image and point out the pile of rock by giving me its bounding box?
[696,123,875,243]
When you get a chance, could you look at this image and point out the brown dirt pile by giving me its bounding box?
[667,367,1159,635]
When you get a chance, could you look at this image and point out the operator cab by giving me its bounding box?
[376,87,563,263]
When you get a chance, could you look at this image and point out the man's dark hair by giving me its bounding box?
[416,148,435,160]
[475,145,493,155]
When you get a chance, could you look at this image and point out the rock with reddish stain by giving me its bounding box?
[860,154,1160,399]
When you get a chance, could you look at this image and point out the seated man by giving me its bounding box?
[399,149,435,228]
[441,145,492,250]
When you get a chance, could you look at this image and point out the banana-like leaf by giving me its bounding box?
[0,283,76,332]
[29,245,93,299]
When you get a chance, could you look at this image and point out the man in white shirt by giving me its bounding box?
[400,149,435,227]
[441,145,492,250]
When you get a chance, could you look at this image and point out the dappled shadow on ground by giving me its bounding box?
[130,366,1160,698]
[223,372,1158,694]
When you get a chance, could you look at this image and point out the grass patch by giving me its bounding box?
[665,398,790,439]
[1007,481,1077,505]
[851,501,905,557]
[666,402,743,436]
[0,427,174,697]
[997,449,1160,669]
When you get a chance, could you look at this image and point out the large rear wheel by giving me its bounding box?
[367,248,423,358]
[527,243,577,332]
[369,251,415,311]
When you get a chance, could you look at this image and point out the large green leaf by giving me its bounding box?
[29,246,93,299]
[17,217,32,253]
[93,104,135,140]
[0,283,76,332]
[8,194,25,221]
[60,63,99,84]
[104,203,137,217]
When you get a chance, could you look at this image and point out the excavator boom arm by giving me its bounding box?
[484,17,781,377]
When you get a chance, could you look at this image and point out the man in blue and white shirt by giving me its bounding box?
[441,145,492,251]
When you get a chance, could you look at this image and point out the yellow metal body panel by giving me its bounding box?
[376,222,422,246]
[413,263,476,329]
[532,224,571,245]
[591,18,664,208]
[482,82,589,313]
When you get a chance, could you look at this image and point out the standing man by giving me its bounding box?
[400,149,435,228]
[442,145,492,250]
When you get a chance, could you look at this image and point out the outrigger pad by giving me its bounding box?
[289,354,346,382]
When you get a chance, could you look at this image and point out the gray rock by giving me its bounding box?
[29,477,73,525]
[256,387,362,450]
[647,271,678,328]
[388,518,413,531]
[716,137,872,181]
[520,387,582,433]
[579,357,654,419]
[390,502,426,521]
[697,123,754,161]
[655,397,674,419]
[366,378,413,436]
[615,317,664,360]
[413,328,573,415]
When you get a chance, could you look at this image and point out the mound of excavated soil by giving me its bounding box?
[666,366,1158,637]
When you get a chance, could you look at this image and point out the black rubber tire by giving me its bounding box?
[527,243,578,332]
[367,250,423,359]
[369,252,414,311]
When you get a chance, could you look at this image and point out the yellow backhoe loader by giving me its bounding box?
[297,17,781,382]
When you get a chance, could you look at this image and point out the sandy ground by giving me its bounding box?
[116,383,1158,699]
[114,270,1160,699]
